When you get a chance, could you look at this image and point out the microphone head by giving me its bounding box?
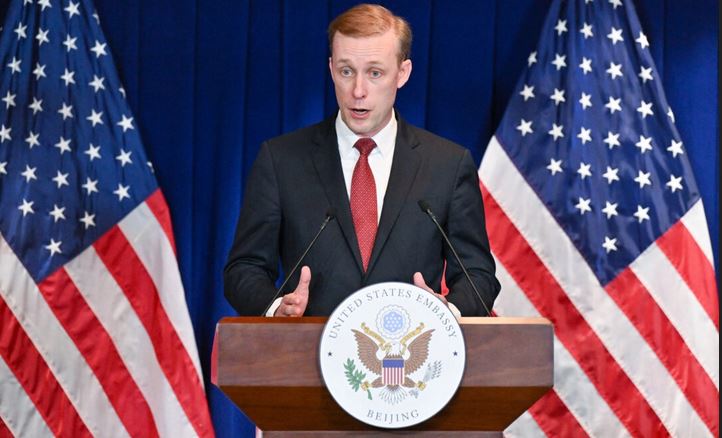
[325,207,337,219]
[418,200,432,213]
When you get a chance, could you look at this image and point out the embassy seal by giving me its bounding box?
[319,282,465,429]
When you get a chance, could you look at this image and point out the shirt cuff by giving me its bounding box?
[266,297,282,316]
[447,301,462,320]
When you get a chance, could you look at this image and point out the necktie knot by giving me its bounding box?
[354,138,376,156]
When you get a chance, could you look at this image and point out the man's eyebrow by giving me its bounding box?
[333,58,386,66]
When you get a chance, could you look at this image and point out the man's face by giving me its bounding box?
[329,30,412,137]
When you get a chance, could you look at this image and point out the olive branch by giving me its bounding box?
[344,358,372,400]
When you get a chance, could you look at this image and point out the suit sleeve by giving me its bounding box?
[444,150,501,316]
[223,142,282,315]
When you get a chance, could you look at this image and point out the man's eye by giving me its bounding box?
[341,68,353,77]
[370,70,382,78]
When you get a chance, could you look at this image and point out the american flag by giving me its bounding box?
[0,0,214,436]
[479,0,719,436]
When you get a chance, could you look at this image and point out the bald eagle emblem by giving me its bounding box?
[346,306,442,404]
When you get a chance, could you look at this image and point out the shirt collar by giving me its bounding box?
[336,109,397,159]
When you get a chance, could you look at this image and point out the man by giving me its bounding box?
[224,4,500,317]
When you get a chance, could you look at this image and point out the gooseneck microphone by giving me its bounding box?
[261,207,337,316]
[418,200,492,316]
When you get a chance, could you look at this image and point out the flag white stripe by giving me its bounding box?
[118,202,203,380]
[64,244,197,438]
[0,357,53,438]
[503,411,546,438]
[0,236,129,438]
[494,262,630,438]
[630,242,720,386]
[480,137,710,437]
[680,201,716,267]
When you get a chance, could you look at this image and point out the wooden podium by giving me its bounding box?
[212,317,552,436]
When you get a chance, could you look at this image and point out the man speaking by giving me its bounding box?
[224,4,500,317]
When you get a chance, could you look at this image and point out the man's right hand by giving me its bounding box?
[274,266,311,317]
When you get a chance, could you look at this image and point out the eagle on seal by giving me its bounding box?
[351,326,434,390]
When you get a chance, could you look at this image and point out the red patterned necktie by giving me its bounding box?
[350,138,378,272]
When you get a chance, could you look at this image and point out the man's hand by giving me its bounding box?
[413,272,448,305]
[274,266,311,317]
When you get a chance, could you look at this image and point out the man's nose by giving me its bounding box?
[352,76,367,99]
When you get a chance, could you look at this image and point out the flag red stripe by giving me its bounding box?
[529,390,589,437]
[145,189,177,255]
[37,268,160,438]
[93,226,212,437]
[656,221,719,329]
[0,295,92,438]
[606,269,719,436]
[0,414,12,438]
[481,184,670,437]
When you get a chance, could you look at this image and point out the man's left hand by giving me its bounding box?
[412,272,448,305]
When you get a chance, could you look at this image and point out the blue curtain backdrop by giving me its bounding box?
[1,0,717,436]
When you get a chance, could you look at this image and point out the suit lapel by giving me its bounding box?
[311,118,365,273]
[367,117,421,274]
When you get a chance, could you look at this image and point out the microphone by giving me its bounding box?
[261,207,336,316]
[418,200,492,316]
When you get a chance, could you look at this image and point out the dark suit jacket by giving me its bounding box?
[224,113,500,316]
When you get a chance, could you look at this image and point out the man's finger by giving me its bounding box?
[413,272,448,304]
[413,272,434,294]
[295,266,312,298]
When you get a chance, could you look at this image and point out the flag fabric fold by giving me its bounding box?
[0,0,214,436]
[479,0,719,436]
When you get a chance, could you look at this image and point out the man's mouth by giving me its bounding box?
[351,108,369,115]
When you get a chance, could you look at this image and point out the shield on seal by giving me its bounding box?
[382,355,405,386]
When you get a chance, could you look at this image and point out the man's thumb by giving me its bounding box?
[413,272,433,294]
[296,266,312,297]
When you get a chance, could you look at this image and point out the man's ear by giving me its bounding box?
[397,59,412,89]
